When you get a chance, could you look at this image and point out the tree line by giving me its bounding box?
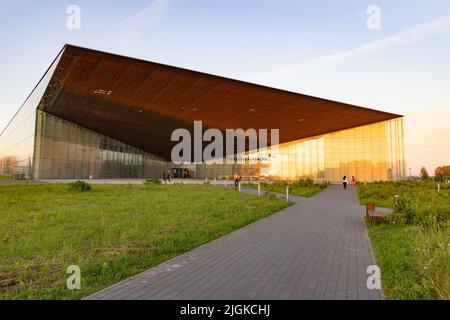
[419,165,450,181]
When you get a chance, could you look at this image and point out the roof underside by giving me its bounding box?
[39,45,401,160]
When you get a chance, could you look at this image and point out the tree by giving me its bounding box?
[435,166,450,182]
[420,166,429,180]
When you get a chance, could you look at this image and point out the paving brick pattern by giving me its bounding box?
[86,185,383,300]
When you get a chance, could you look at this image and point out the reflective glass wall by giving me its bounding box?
[33,116,405,181]
[322,118,406,182]
[34,111,171,179]
[0,51,63,178]
[196,118,406,182]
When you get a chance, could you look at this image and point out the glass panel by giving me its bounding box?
[217,118,406,182]
[0,49,65,179]
[33,111,171,179]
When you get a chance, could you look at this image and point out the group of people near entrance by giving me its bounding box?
[342,175,356,190]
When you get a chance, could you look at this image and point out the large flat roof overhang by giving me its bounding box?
[37,44,402,160]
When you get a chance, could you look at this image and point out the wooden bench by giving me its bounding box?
[366,203,386,222]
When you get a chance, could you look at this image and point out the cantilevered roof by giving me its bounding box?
[38,44,402,160]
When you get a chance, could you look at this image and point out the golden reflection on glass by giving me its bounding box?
[241,118,406,182]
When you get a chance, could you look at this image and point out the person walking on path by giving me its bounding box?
[342,176,348,190]
[163,170,167,183]
[166,170,171,183]
[351,176,357,188]
[233,174,240,189]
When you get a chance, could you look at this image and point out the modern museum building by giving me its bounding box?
[0,45,406,182]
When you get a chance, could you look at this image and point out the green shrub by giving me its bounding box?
[315,182,328,190]
[413,203,449,230]
[385,212,403,225]
[273,181,288,188]
[69,180,91,191]
[264,192,278,201]
[403,202,416,225]
[144,178,162,185]
[394,194,410,214]
[297,178,314,187]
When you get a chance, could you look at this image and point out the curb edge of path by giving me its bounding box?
[362,217,386,300]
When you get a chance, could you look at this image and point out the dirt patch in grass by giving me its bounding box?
[0,272,19,293]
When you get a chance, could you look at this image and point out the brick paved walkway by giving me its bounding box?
[86,185,383,300]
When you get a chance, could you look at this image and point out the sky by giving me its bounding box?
[0,0,449,175]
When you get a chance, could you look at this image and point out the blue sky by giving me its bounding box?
[1,0,450,174]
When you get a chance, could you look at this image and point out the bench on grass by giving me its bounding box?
[365,203,386,222]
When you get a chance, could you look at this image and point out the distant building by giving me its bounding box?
[0,45,406,182]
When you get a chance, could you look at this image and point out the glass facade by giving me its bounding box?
[270,118,406,182]
[33,111,171,179]
[197,118,406,182]
[1,105,406,181]
[0,50,64,178]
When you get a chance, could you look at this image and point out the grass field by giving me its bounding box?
[359,181,449,300]
[358,186,394,208]
[243,180,327,198]
[0,176,43,186]
[0,183,290,300]
[366,220,448,300]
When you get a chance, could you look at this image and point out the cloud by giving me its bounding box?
[250,15,450,83]
[117,0,170,47]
